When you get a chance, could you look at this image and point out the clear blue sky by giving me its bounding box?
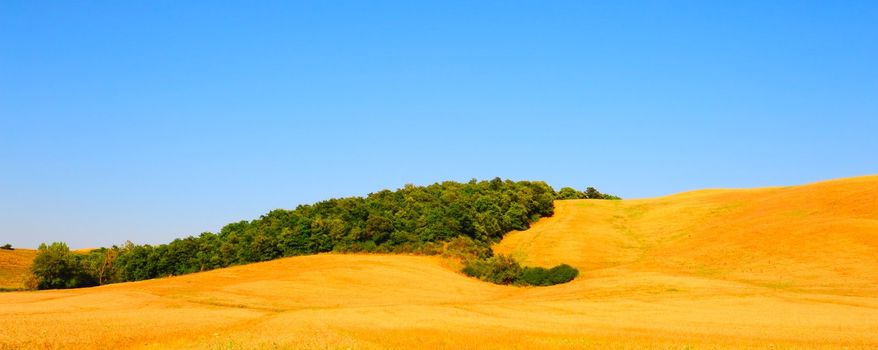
[2,1,876,248]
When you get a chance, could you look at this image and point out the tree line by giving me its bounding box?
[29,179,618,289]
[556,186,621,200]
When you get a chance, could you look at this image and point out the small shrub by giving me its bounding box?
[518,266,552,286]
[546,264,579,284]
[0,244,12,250]
[24,274,39,290]
[462,254,522,284]
[516,264,578,286]
[464,255,579,287]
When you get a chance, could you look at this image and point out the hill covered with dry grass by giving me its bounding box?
[496,175,878,296]
[0,248,36,290]
[1,175,876,349]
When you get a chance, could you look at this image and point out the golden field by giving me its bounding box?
[1,175,877,349]
[0,249,36,290]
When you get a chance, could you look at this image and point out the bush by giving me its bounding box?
[462,255,579,286]
[462,254,522,284]
[546,264,579,284]
[23,274,39,290]
[0,243,12,250]
[518,266,552,286]
[518,264,579,286]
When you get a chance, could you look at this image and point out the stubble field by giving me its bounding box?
[1,176,877,349]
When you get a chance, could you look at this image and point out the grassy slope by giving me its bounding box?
[0,249,36,290]
[1,175,877,349]
[496,175,878,296]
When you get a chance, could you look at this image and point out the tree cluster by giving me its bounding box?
[33,178,557,289]
[29,243,120,289]
[31,179,616,290]
[556,186,621,200]
[0,244,12,250]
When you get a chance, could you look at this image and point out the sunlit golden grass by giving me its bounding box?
[1,175,877,349]
[0,249,35,290]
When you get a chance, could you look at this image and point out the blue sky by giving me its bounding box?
[2,1,876,248]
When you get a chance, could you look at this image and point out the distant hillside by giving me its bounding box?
[1,175,877,348]
[0,248,36,290]
[496,174,878,296]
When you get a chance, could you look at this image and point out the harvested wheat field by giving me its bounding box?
[2,175,877,349]
[0,249,36,291]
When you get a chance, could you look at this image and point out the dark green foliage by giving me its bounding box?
[462,255,580,287]
[39,178,558,287]
[81,247,122,285]
[555,186,620,200]
[517,264,579,286]
[0,243,12,250]
[31,242,96,289]
[584,186,621,199]
[556,187,581,200]
[547,264,579,283]
[462,254,522,284]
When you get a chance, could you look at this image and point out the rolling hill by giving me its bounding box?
[1,175,876,349]
[0,248,36,290]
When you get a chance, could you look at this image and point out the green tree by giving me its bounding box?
[503,203,529,230]
[557,187,582,200]
[31,242,94,289]
[83,247,121,285]
[365,214,394,243]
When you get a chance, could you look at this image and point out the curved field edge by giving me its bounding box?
[1,175,877,349]
[495,174,878,297]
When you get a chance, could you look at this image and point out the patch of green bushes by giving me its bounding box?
[462,254,579,286]
[556,186,620,200]
[462,254,523,284]
[518,264,579,286]
[0,243,12,250]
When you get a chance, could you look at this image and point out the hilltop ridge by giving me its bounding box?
[1,175,877,348]
[496,174,878,296]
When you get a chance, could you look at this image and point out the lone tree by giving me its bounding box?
[0,243,12,250]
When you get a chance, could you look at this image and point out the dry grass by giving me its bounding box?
[2,175,878,349]
[0,249,36,290]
